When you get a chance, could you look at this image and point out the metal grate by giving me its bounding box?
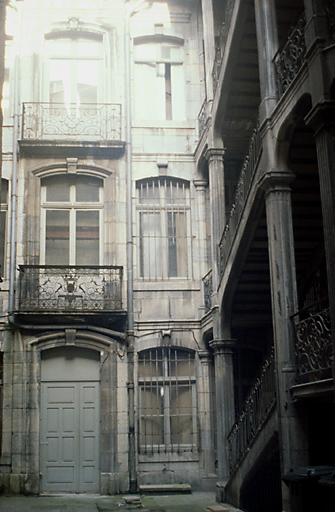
[138,348,197,453]
[136,178,190,280]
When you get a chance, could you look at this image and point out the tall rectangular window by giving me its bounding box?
[45,37,103,106]
[138,348,197,453]
[0,179,8,277]
[137,178,190,280]
[134,42,186,121]
[41,175,103,266]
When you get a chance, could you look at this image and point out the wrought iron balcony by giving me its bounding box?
[212,0,235,92]
[292,298,333,383]
[227,348,276,474]
[274,14,306,98]
[16,265,123,314]
[203,269,213,314]
[22,103,122,142]
[219,125,262,278]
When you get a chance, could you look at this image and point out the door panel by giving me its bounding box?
[41,381,99,493]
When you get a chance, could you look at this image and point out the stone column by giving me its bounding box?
[198,349,216,480]
[200,0,215,100]
[209,339,235,502]
[194,180,209,280]
[260,171,308,510]
[254,0,278,119]
[205,148,225,291]
[305,102,335,383]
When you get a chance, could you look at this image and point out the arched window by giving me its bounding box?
[136,177,190,280]
[41,175,103,265]
[138,347,197,453]
[134,39,186,121]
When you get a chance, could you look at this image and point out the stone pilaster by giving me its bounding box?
[200,0,215,100]
[260,170,308,510]
[198,349,216,479]
[194,180,209,280]
[209,339,235,501]
[254,0,278,119]
[205,148,225,291]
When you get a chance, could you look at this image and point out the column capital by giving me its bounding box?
[193,179,209,191]
[209,339,236,355]
[205,147,225,163]
[258,170,296,196]
[198,349,214,364]
[305,101,335,135]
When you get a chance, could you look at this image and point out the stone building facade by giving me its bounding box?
[0,0,334,511]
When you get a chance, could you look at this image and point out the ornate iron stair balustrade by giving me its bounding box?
[17,265,123,312]
[198,99,210,141]
[326,0,335,43]
[292,298,333,383]
[212,0,235,92]
[274,14,307,98]
[203,269,213,313]
[22,103,122,141]
[219,125,262,278]
[227,348,276,474]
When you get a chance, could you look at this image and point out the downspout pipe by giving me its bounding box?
[9,52,19,314]
[124,0,149,493]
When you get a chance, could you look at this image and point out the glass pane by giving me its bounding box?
[1,179,8,204]
[170,384,193,445]
[169,349,194,377]
[138,349,164,378]
[168,211,187,277]
[76,61,98,104]
[138,180,160,204]
[45,210,69,265]
[140,386,164,445]
[76,177,101,202]
[77,40,100,57]
[139,212,161,279]
[49,60,72,104]
[0,211,6,277]
[44,176,70,202]
[76,210,99,265]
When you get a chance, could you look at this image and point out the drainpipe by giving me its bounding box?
[9,51,19,314]
[125,0,145,494]
[125,0,150,493]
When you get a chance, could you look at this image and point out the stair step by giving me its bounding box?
[139,484,192,494]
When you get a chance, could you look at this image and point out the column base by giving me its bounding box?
[215,481,227,503]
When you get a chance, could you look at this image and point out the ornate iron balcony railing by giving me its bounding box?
[227,348,276,474]
[219,125,262,278]
[212,0,235,92]
[203,269,213,313]
[326,0,335,43]
[292,298,333,383]
[274,14,307,98]
[22,103,122,141]
[198,99,211,141]
[17,265,123,312]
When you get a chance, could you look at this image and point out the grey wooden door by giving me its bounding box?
[40,381,100,493]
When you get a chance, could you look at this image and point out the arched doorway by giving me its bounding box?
[40,346,100,493]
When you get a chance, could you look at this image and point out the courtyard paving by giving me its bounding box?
[0,492,243,512]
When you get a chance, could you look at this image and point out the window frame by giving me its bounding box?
[40,175,104,266]
[136,177,191,281]
[43,33,105,106]
[133,39,186,121]
[0,179,8,278]
[138,347,197,454]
